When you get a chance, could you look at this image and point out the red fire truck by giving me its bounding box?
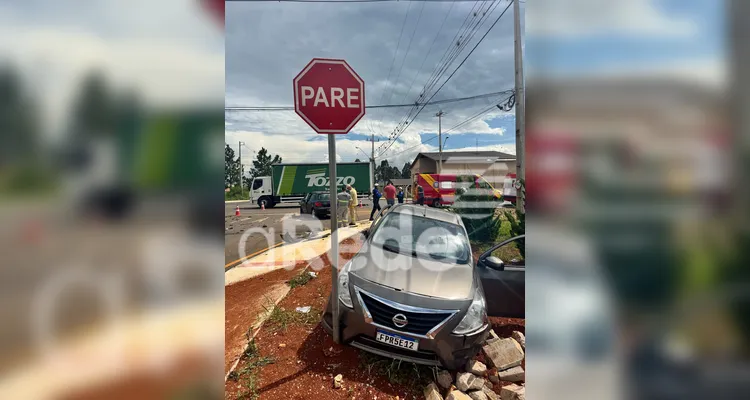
[412,173,504,207]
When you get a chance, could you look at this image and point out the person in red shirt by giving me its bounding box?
[383,183,397,206]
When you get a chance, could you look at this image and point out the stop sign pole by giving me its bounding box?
[293,58,365,344]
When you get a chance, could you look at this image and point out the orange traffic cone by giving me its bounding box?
[359,200,362,208]
[235,206,240,216]
[261,202,265,210]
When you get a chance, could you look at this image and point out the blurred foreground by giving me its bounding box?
[526,1,750,399]
[0,0,224,398]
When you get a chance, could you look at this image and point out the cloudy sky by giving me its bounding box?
[226,0,522,169]
[226,0,723,170]
[0,0,224,142]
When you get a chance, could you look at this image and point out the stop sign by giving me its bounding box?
[293,58,365,134]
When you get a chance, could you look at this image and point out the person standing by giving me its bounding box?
[416,185,425,205]
[347,184,357,226]
[369,183,382,221]
[397,187,405,204]
[384,182,397,206]
[337,186,351,227]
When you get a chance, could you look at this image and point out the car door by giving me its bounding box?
[476,235,525,318]
[300,193,311,213]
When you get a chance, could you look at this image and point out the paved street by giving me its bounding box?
[224,200,378,266]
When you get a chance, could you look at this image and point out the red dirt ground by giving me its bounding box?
[225,261,306,373]
[224,237,526,400]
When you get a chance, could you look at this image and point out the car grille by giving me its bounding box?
[358,291,454,336]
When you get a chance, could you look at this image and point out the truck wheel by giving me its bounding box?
[432,198,441,208]
[258,197,270,209]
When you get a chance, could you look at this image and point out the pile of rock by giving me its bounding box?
[424,330,526,400]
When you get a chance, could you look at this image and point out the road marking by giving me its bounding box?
[224,242,284,270]
[254,217,268,223]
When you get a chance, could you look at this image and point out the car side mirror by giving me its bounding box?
[482,256,504,271]
[362,229,370,239]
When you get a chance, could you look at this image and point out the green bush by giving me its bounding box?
[225,185,247,201]
[452,190,502,243]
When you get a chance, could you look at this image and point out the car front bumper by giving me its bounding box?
[321,296,488,370]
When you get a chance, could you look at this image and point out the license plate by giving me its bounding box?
[375,330,419,351]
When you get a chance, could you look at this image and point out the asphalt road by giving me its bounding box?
[224,200,377,265]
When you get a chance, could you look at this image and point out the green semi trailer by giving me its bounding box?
[249,162,372,208]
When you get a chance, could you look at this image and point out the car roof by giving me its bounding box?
[388,203,463,226]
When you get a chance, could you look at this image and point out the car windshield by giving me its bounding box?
[314,193,330,200]
[370,212,471,264]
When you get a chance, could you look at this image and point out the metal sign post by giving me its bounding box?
[328,136,340,344]
[293,58,365,345]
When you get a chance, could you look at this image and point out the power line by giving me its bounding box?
[385,0,490,144]
[445,101,506,134]
[225,89,511,111]
[379,0,505,154]
[376,0,513,157]
[382,0,426,135]
[382,134,440,159]
[380,92,511,159]
[374,1,412,137]
[397,0,456,108]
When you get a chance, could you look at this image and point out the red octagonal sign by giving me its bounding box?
[293,58,365,134]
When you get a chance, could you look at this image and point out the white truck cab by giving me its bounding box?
[250,176,275,208]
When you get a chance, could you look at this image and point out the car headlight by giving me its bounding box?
[338,264,353,308]
[453,291,487,335]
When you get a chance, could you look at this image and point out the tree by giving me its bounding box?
[375,159,390,184]
[225,144,240,188]
[69,69,114,139]
[355,158,362,163]
[0,65,39,165]
[246,147,282,189]
[401,162,411,179]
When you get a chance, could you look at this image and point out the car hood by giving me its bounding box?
[349,242,474,300]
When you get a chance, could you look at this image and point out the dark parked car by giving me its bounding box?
[299,192,330,218]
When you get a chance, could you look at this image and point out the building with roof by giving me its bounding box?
[409,150,516,189]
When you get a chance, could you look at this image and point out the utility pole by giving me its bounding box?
[238,141,245,199]
[513,0,525,213]
[371,134,376,185]
[436,110,444,174]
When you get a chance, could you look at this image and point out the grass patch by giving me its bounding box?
[470,213,514,256]
[233,340,275,400]
[358,352,436,393]
[263,304,321,332]
[287,271,313,288]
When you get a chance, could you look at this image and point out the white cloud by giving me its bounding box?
[226,1,516,165]
[537,57,726,89]
[527,0,697,38]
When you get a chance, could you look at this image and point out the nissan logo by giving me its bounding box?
[392,313,408,328]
